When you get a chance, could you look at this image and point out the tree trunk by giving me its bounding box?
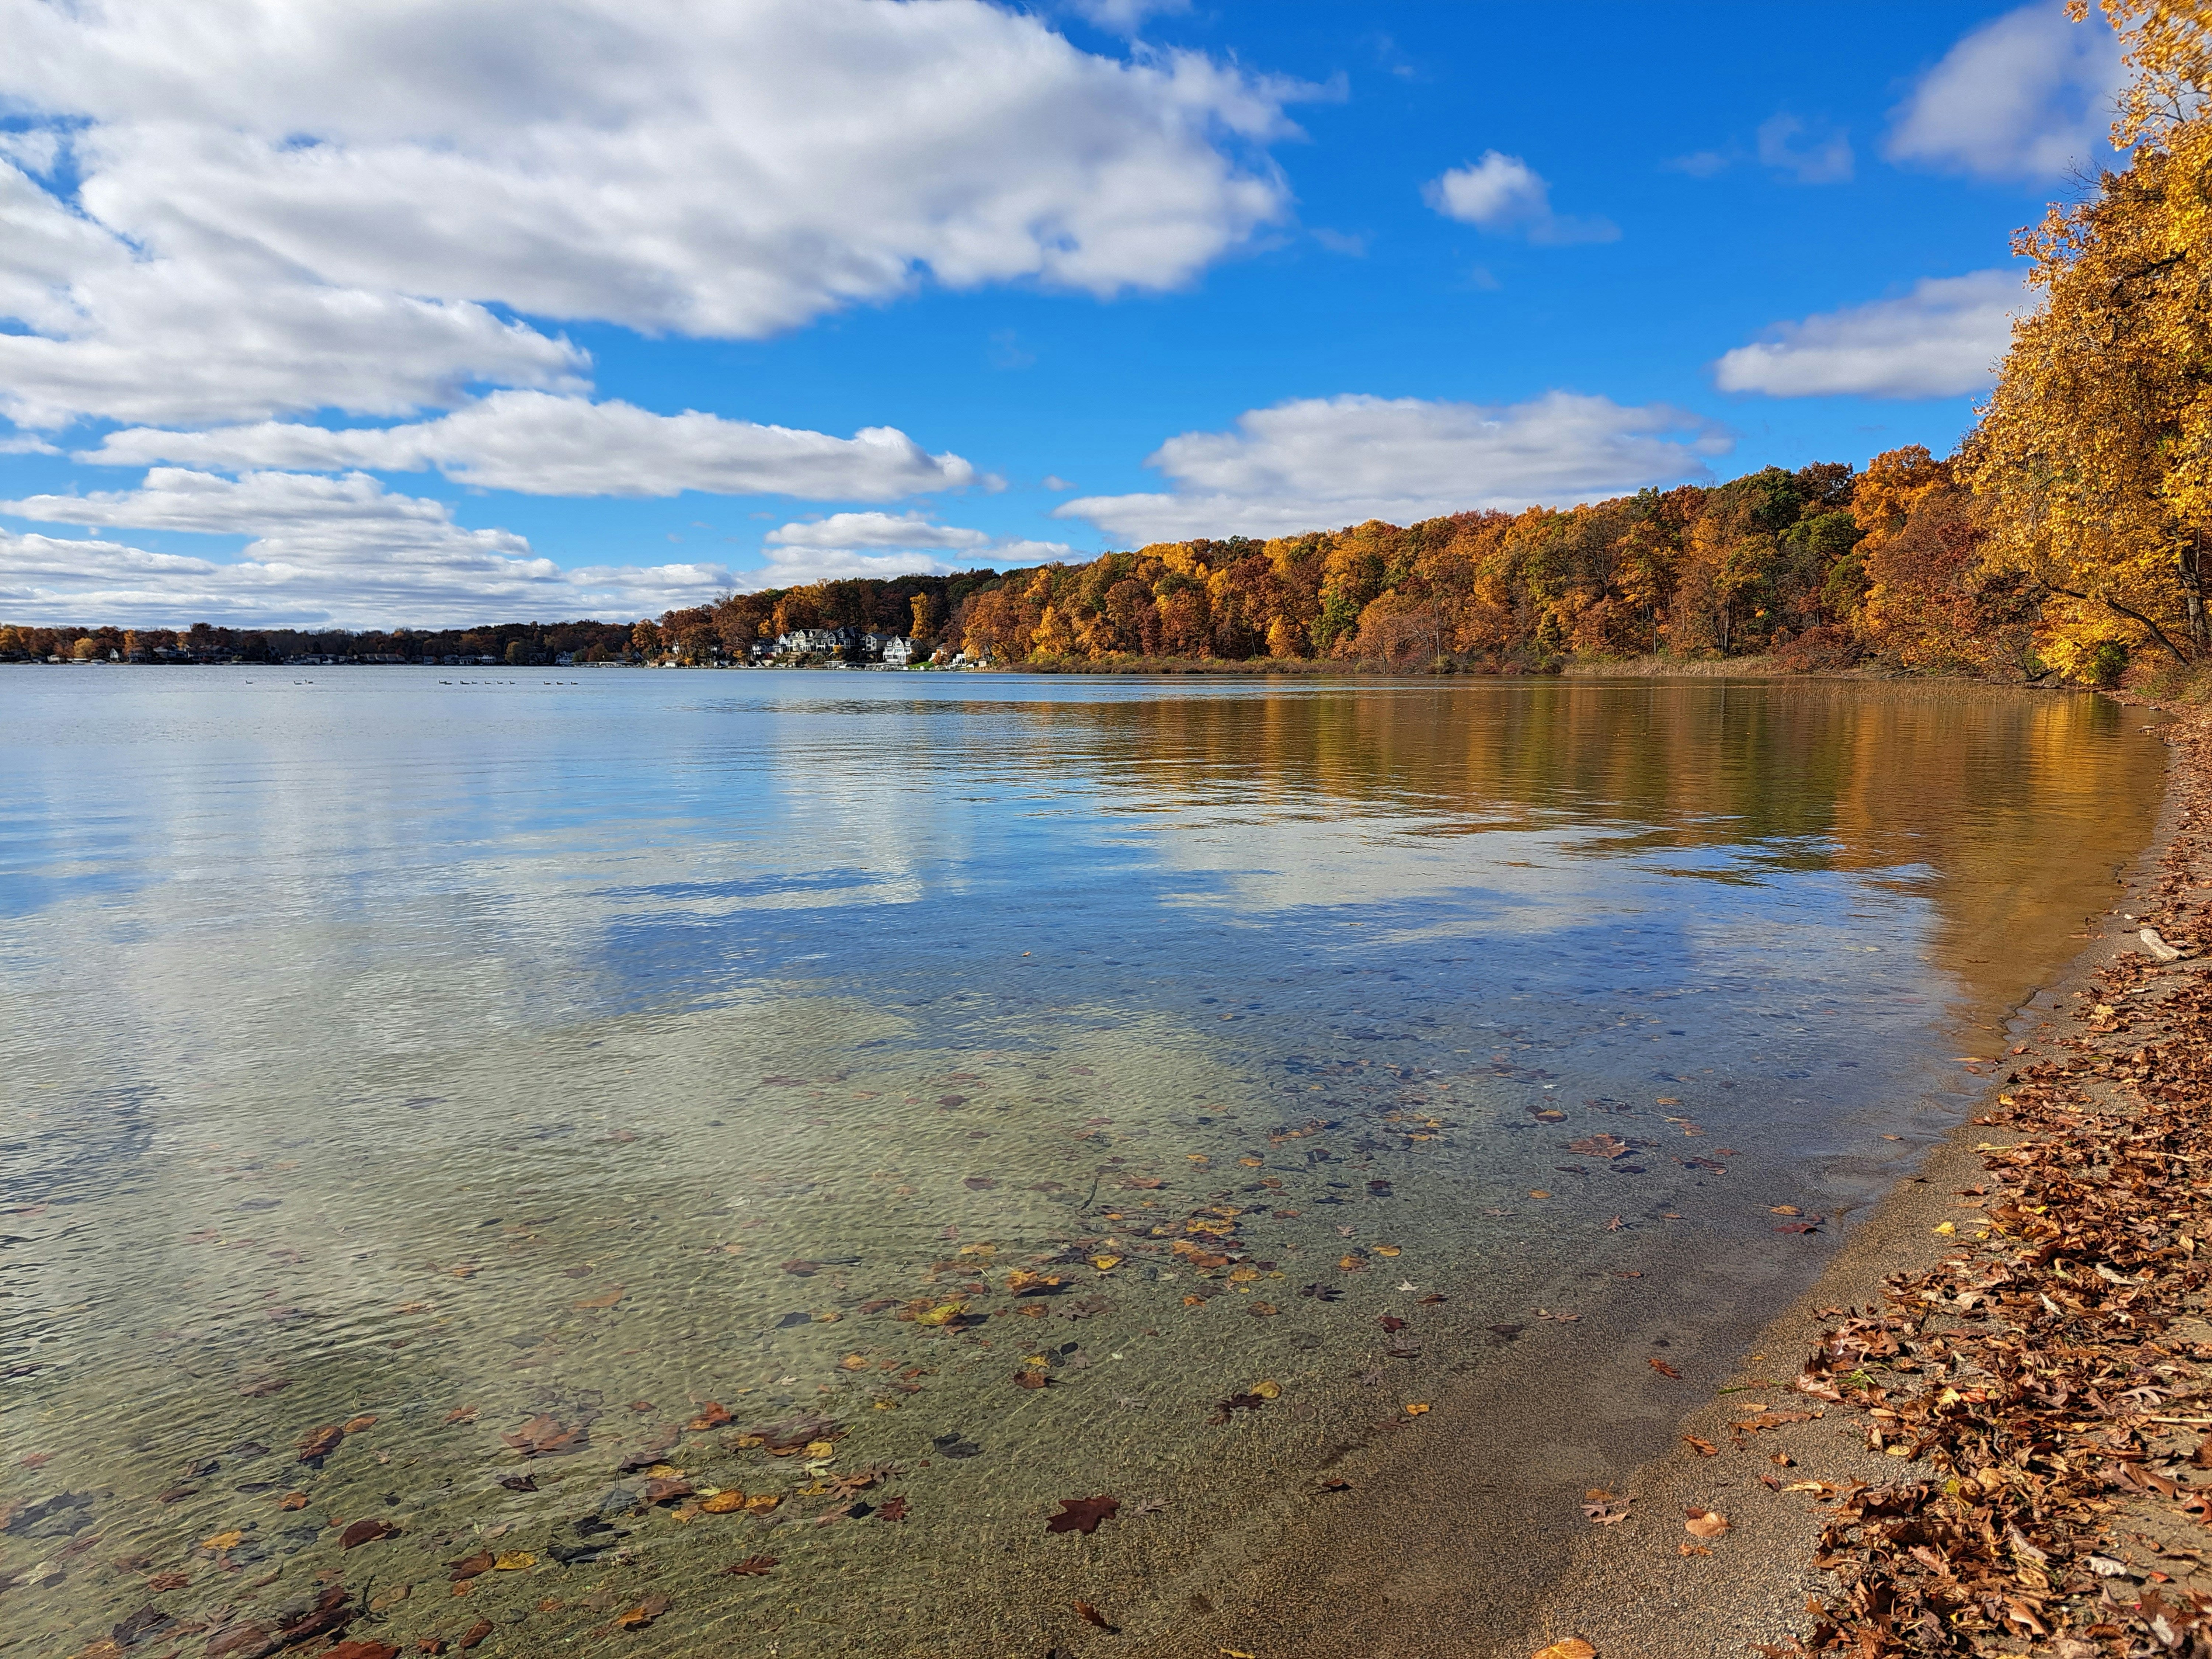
[2183,531,2210,653]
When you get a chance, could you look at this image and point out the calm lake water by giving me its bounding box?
[0,671,2170,1657]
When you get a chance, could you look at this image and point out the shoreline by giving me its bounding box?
[1079,687,2194,1659]
[1505,692,2210,1658]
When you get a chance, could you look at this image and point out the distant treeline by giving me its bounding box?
[0,444,2062,680]
[0,443,2179,688]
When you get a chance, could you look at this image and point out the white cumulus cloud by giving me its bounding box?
[0,478,731,626]
[1712,269,2028,399]
[80,393,981,501]
[1055,392,1731,543]
[1423,152,1618,245]
[0,0,1305,428]
[747,510,1073,587]
[1887,2,2125,180]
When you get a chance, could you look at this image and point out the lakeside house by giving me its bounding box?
[767,627,917,665]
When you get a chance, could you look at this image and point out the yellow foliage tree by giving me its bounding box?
[1971,0,2212,678]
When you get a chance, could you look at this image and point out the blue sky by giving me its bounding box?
[0,0,2126,625]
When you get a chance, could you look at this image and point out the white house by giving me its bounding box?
[774,626,855,655]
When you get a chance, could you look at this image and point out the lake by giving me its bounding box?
[0,671,2169,1657]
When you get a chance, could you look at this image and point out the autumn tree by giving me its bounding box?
[1969,0,2212,676]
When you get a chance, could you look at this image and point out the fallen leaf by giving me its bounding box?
[1648,1357,1681,1379]
[574,1286,625,1308]
[1529,1189,1551,1199]
[700,1491,747,1513]
[1405,1402,1430,1416]
[296,1424,345,1462]
[147,1571,191,1591]
[1045,1494,1119,1535]
[686,1402,734,1428]
[877,1494,909,1521]
[643,1478,693,1505]
[1681,1435,1718,1457]
[325,1643,399,1659]
[457,1618,494,1651]
[501,1413,584,1457]
[340,1518,397,1549]
[278,1492,308,1510]
[448,1551,494,1581]
[201,1529,245,1552]
[493,1551,535,1570]
[1075,1600,1119,1632]
[1251,1379,1281,1400]
[1678,1543,1711,1557]
[342,1414,378,1433]
[1769,1206,1799,1216]
[612,1594,671,1630]
[444,1406,479,1424]
[1684,1508,1729,1540]
[1532,1642,1598,1659]
[722,1555,778,1576]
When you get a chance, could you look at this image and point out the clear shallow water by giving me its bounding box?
[0,671,2168,1656]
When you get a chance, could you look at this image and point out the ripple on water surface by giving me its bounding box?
[0,672,2169,1655]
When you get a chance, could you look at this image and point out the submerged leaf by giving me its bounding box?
[1045,1494,1119,1535]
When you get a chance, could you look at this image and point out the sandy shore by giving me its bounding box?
[1090,693,2204,1659]
[1507,695,2211,1659]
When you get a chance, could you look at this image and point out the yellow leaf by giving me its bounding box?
[1529,1189,1551,1200]
[802,1440,834,1459]
[914,1301,966,1327]
[839,1353,870,1370]
[1091,1255,1121,1271]
[1251,1380,1281,1399]
[699,1491,747,1513]
[1533,1641,1598,1659]
[744,1492,782,1512]
[1374,1245,1401,1257]
[493,1551,535,1570]
[201,1530,244,1551]
[1933,1222,1956,1236]
[573,1286,625,1308]
[1405,1403,1429,1416]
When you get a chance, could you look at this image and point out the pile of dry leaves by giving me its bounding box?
[1775,711,2212,1657]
